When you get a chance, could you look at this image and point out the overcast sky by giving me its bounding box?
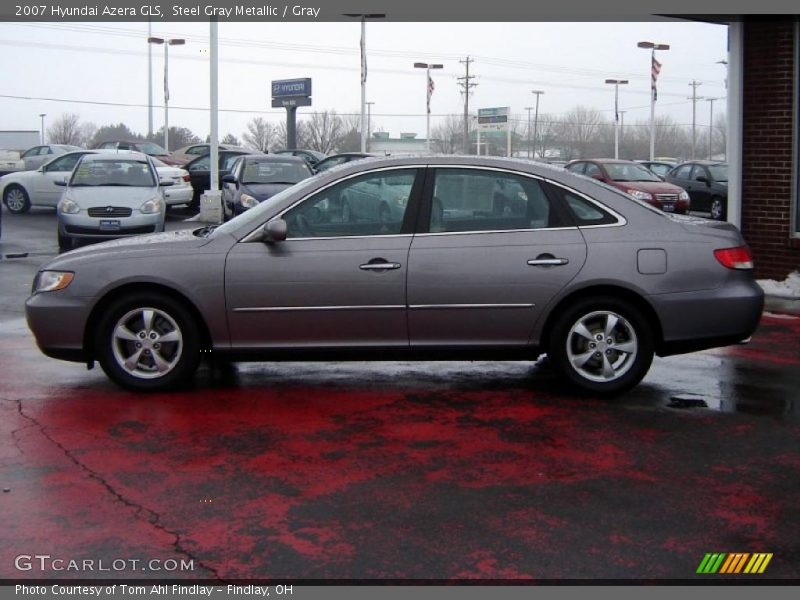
[0,19,729,144]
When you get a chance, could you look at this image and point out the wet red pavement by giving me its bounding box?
[1,313,799,581]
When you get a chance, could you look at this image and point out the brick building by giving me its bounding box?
[730,20,799,279]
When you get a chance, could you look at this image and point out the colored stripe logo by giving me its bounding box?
[697,553,773,574]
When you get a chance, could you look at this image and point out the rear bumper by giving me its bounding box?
[650,277,764,357]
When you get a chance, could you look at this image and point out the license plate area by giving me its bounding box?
[662,204,675,212]
[99,219,121,231]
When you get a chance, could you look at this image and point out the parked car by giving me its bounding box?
[665,161,728,220]
[221,154,313,220]
[636,160,677,179]
[566,159,690,214]
[20,144,83,171]
[184,149,250,208]
[1,151,190,213]
[1,150,95,213]
[171,143,252,166]
[55,152,170,250]
[26,155,763,395]
[273,149,327,168]
[0,149,25,177]
[150,157,193,207]
[93,140,183,166]
[313,153,374,173]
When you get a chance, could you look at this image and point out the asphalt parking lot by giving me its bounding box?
[0,208,798,581]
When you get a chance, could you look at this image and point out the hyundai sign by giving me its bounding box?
[271,78,312,98]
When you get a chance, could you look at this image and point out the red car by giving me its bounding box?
[566,159,690,214]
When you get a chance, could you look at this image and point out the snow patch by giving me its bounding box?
[758,271,800,299]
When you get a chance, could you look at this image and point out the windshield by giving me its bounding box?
[241,159,311,184]
[70,159,156,187]
[708,165,728,182]
[137,142,169,156]
[210,175,322,239]
[603,163,661,182]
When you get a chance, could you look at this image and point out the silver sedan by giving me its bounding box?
[26,156,763,395]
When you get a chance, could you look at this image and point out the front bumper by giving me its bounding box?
[26,292,93,363]
[58,211,164,239]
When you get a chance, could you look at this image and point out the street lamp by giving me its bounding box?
[706,97,722,159]
[38,113,46,144]
[605,79,629,159]
[147,36,185,152]
[531,90,544,159]
[524,107,533,158]
[344,13,385,153]
[637,41,670,160]
[366,101,375,152]
[414,62,443,153]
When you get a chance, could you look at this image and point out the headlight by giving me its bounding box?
[627,189,653,201]
[33,271,74,293]
[140,197,162,214]
[240,194,259,209]
[58,197,80,214]
[679,190,690,201]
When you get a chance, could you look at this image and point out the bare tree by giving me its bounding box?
[555,106,607,159]
[337,112,363,153]
[275,120,309,150]
[242,117,277,152]
[431,114,469,154]
[303,111,346,154]
[79,122,97,148]
[47,113,82,145]
[221,133,241,146]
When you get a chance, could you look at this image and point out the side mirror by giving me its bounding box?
[222,174,237,184]
[54,179,67,187]
[696,176,710,185]
[159,178,174,187]
[262,218,287,243]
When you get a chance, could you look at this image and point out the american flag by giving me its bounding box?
[651,56,662,101]
[427,74,435,114]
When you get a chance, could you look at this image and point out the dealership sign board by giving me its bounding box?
[477,107,509,132]
[271,78,312,108]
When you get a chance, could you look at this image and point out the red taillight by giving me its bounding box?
[714,246,754,270]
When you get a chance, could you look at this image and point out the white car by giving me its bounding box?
[0,150,25,178]
[21,144,83,171]
[1,150,191,213]
[150,157,193,206]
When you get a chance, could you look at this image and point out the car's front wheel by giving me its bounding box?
[548,297,654,395]
[3,185,31,214]
[95,293,201,391]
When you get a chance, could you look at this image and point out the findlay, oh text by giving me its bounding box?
[15,585,293,595]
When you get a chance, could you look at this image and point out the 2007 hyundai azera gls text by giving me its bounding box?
[25,156,764,395]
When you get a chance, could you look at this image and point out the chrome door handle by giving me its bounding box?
[527,258,569,267]
[359,262,401,271]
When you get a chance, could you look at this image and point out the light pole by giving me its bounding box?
[366,101,375,152]
[147,36,185,152]
[637,41,670,160]
[605,79,628,159]
[706,97,721,159]
[618,110,627,157]
[414,62,443,153]
[38,113,46,144]
[345,13,385,153]
[531,90,544,159]
[147,23,153,137]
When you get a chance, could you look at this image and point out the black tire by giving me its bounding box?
[548,296,654,396]
[3,185,31,214]
[57,231,72,252]
[94,292,202,392]
[710,196,726,221]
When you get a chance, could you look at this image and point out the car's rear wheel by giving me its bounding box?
[4,185,31,214]
[95,293,201,391]
[710,196,725,221]
[548,296,654,395]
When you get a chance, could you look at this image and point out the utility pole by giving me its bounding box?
[706,97,721,159]
[688,80,704,159]
[457,56,477,154]
[531,90,544,159]
[524,107,533,158]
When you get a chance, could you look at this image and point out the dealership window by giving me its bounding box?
[795,22,800,235]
